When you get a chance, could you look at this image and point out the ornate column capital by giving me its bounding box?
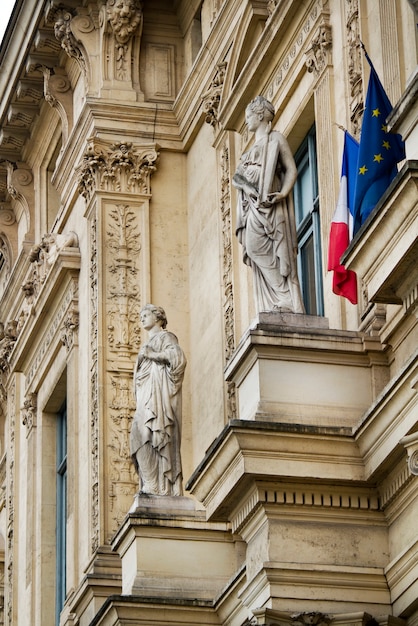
[76,139,159,201]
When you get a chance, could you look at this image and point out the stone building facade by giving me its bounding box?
[0,0,416,625]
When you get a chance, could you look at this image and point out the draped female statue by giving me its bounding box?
[130,304,186,496]
[232,96,305,314]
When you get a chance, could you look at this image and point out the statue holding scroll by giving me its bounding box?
[232,96,305,314]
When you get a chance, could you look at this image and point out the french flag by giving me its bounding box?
[327,131,359,305]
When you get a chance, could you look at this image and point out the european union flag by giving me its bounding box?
[353,53,405,234]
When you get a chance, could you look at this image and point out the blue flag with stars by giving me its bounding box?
[353,53,405,234]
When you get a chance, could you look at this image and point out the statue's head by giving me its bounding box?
[246,95,275,123]
[140,304,167,329]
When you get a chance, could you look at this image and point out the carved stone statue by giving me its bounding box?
[130,305,186,496]
[232,95,305,314]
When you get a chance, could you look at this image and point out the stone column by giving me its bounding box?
[77,138,159,548]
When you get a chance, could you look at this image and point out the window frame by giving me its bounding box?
[55,402,67,626]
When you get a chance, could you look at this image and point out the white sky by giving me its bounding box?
[0,0,16,46]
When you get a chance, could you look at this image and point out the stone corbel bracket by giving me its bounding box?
[42,67,74,144]
[46,2,97,91]
[400,429,418,476]
[3,162,34,238]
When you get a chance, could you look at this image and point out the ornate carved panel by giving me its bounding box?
[5,379,16,625]
[105,202,145,533]
[108,372,136,528]
[106,205,142,358]
[219,143,237,419]
[90,215,100,553]
[346,0,363,137]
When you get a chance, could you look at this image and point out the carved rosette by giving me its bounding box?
[77,140,159,202]
[202,62,227,127]
[305,22,332,76]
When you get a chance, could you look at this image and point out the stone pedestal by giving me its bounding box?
[225,313,385,427]
[112,495,240,599]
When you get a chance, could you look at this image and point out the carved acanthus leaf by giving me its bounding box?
[77,140,159,200]
[291,613,332,626]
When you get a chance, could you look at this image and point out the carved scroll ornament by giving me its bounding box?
[202,62,227,127]
[305,23,332,76]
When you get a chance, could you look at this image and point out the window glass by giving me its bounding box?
[294,127,323,316]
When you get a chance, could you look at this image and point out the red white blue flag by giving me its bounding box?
[327,131,359,304]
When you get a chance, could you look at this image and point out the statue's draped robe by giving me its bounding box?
[233,131,305,314]
[130,330,186,496]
